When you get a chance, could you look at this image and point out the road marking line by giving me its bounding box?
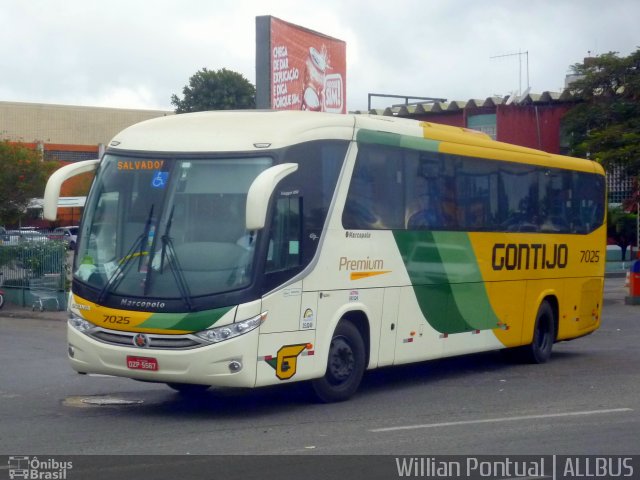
[370,408,633,433]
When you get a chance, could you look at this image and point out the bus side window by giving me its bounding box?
[343,145,404,230]
[265,196,302,273]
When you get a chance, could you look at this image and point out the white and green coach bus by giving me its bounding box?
[44,111,606,402]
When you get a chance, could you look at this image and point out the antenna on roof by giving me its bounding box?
[490,50,530,96]
[505,90,518,106]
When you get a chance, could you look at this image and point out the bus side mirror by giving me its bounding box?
[246,163,298,230]
[43,159,100,220]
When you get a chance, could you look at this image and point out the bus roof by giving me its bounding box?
[109,110,355,153]
[107,110,603,175]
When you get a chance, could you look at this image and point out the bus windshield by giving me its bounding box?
[75,154,273,301]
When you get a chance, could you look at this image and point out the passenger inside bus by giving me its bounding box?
[406,176,440,229]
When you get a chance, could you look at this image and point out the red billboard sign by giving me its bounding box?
[256,16,347,113]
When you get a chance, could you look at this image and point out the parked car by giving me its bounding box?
[18,230,49,243]
[0,226,8,244]
[4,230,21,245]
[49,226,79,249]
[3,230,49,245]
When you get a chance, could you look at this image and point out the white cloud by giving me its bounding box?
[1,0,638,112]
[82,86,159,110]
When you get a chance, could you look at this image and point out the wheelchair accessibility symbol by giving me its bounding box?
[151,171,168,188]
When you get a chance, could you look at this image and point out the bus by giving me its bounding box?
[43,111,606,402]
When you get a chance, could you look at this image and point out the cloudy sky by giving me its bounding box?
[1,0,638,112]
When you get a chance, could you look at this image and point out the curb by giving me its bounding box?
[606,271,629,278]
[0,305,67,322]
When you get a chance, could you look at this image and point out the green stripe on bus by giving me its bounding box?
[393,230,498,334]
[356,129,440,152]
[139,306,233,332]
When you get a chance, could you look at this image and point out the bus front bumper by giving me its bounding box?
[67,324,259,388]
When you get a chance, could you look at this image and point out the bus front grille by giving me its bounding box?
[88,329,204,350]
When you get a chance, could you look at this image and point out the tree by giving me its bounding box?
[171,68,256,113]
[563,48,640,175]
[0,141,58,225]
[608,206,638,261]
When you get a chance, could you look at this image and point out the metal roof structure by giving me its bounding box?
[353,89,577,117]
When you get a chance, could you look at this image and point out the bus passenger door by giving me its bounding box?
[260,281,303,334]
[259,194,304,334]
[257,281,320,387]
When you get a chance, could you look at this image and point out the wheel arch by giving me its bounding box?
[526,287,560,344]
[542,294,559,342]
[507,290,558,364]
[340,310,371,368]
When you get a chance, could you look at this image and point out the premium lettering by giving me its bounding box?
[492,243,568,271]
[339,256,384,271]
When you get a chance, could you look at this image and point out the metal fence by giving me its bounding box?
[0,238,70,310]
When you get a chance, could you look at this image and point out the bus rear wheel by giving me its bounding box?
[311,320,366,403]
[520,301,556,364]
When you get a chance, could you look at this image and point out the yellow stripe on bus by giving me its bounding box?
[350,271,391,280]
[70,294,158,333]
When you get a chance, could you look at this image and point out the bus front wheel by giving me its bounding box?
[311,320,366,403]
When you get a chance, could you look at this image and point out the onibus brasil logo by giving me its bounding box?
[8,456,73,479]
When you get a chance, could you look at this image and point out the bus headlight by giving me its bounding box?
[69,313,96,332]
[195,312,266,344]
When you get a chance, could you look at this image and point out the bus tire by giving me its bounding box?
[166,383,210,395]
[311,320,366,403]
[520,301,556,364]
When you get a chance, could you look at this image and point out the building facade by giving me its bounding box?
[1,101,172,226]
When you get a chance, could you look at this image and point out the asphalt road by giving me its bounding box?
[0,277,638,460]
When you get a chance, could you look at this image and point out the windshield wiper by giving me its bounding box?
[158,206,194,311]
[138,205,155,272]
[97,205,154,303]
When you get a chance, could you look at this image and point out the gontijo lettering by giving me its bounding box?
[492,243,568,271]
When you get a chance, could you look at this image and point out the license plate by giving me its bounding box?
[126,356,158,371]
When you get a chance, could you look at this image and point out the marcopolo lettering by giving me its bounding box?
[120,298,166,309]
[492,243,568,271]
